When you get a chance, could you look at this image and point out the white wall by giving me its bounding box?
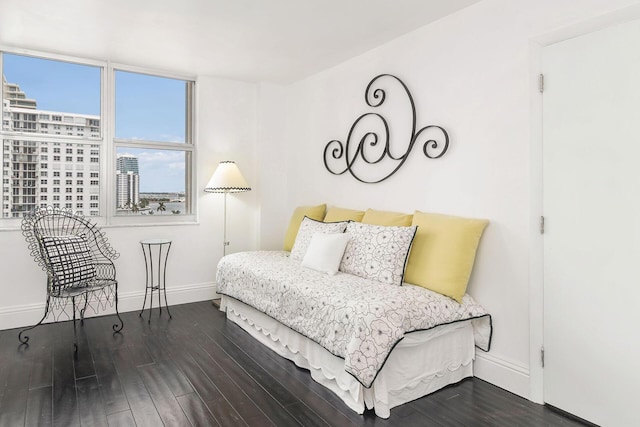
[0,75,259,329]
[258,0,640,400]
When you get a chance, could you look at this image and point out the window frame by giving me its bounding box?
[0,48,197,229]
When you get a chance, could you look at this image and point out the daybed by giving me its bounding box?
[216,206,492,418]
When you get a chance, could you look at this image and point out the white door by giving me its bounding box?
[543,19,640,427]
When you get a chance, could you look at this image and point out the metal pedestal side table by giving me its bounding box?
[139,239,172,322]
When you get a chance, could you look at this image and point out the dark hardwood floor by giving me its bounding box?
[0,301,587,426]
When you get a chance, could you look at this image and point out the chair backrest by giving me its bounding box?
[22,206,119,292]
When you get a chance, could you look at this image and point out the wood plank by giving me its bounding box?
[0,389,29,427]
[85,324,129,416]
[111,346,163,426]
[24,385,53,427]
[165,306,299,426]
[217,319,359,427]
[73,322,96,379]
[177,393,220,427]
[204,396,248,427]
[28,343,53,390]
[76,376,108,427]
[137,363,191,426]
[106,410,136,427]
[51,323,80,427]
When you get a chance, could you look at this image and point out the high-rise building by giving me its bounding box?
[2,75,37,109]
[116,154,139,208]
[2,76,101,218]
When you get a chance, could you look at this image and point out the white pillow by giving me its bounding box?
[301,233,351,275]
[290,216,348,260]
[339,222,417,286]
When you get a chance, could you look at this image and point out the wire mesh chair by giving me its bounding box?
[19,206,123,350]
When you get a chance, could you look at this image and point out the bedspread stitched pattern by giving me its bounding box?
[216,251,492,388]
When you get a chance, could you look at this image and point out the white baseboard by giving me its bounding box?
[474,352,531,400]
[0,282,217,331]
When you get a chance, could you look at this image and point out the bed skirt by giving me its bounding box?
[220,296,476,418]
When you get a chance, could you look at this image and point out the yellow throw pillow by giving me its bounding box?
[361,209,412,226]
[405,211,488,302]
[283,204,326,251]
[324,207,365,222]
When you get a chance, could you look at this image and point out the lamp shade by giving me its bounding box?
[204,161,251,193]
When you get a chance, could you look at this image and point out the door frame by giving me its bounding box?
[528,3,640,404]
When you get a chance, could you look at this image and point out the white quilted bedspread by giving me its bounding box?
[216,251,492,387]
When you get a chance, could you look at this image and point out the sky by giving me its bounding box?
[3,53,187,192]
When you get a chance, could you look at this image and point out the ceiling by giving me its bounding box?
[0,0,480,83]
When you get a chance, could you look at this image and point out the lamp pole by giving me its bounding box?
[223,191,229,256]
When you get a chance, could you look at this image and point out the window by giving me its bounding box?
[1,52,100,219]
[114,70,193,216]
[1,50,195,222]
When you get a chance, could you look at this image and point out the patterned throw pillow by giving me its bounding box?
[339,222,417,286]
[40,234,96,288]
[290,217,348,260]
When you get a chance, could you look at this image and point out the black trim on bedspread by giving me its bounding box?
[218,293,493,390]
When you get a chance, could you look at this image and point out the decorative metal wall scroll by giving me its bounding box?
[323,74,449,183]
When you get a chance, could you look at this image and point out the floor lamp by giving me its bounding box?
[204,161,251,256]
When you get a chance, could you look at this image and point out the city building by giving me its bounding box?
[115,153,139,208]
[2,75,37,109]
[2,77,101,218]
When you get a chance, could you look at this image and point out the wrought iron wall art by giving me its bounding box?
[323,74,449,183]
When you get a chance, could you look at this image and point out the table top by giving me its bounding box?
[140,238,172,245]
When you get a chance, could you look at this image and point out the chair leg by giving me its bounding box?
[112,283,124,333]
[72,296,78,352]
[18,296,51,345]
[80,293,88,325]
